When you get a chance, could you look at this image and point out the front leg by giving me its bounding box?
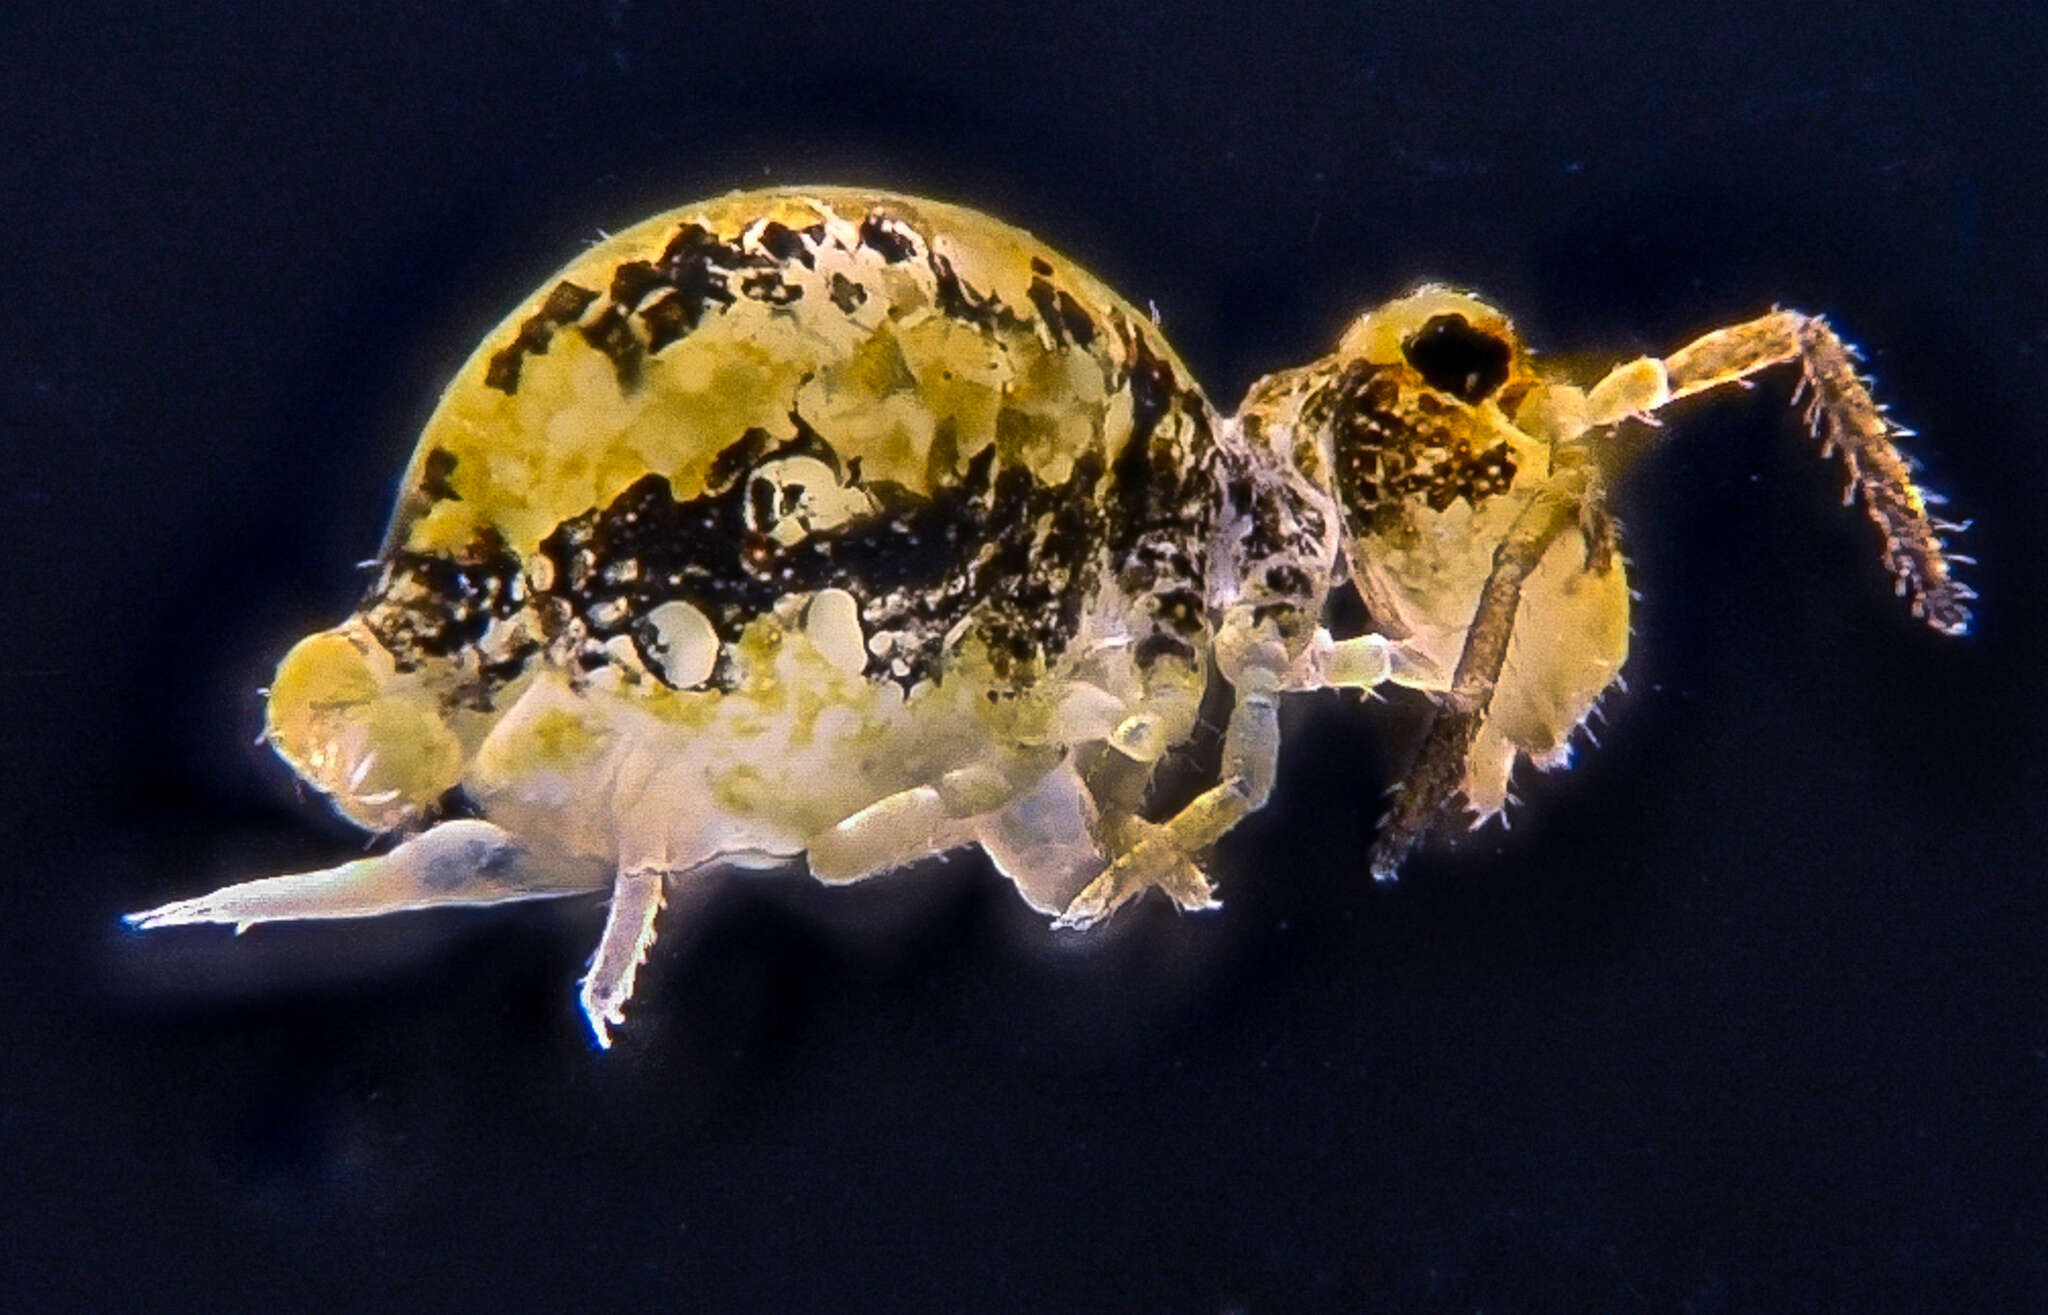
[974,758,1109,915]
[1055,618,1424,929]
[1367,473,1587,880]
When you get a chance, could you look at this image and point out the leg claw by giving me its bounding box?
[1052,819,1218,932]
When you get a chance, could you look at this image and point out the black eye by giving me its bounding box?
[1402,314,1512,403]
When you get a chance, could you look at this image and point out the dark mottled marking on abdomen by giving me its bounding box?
[581,305,644,389]
[1027,277,1069,345]
[1103,320,1221,667]
[608,261,668,309]
[1054,289,1096,346]
[828,273,867,313]
[419,448,461,503]
[484,280,599,394]
[740,271,803,306]
[530,421,1108,693]
[858,215,918,263]
[930,253,1026,335]
[755,221,814,268]
[706,427,774,492]
[362,528,524,671]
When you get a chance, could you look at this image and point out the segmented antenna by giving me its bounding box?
[1795,317,1975,635]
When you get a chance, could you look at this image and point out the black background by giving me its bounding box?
[7,2,2047,1311]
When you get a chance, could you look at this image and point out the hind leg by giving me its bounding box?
[579,740,1077,1047]
[975,758,1107,915]
[803,751,1064,885]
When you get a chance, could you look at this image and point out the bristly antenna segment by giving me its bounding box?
[1792,317,1973,635]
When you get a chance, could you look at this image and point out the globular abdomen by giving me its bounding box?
[265,188,1221,871]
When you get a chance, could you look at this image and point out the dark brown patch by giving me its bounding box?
[707,427,773,493]
[539,280,601,321]
[1135,632,1196,665]
[361,528,524,672]
[828,273,868,313]
[1151,587,1207,634]
[639,292,689,353]
[657,224,746,325]
[1102,319,1219,668]
[1109,328,1184,554]
[419,448,461,503]
[556,215,842,387]
[608,261,667,309]
[740,271,803,306]
[1015,277,1099,351]
[746,474,777,530]
[1026,276,1068,345]
[531,421,1109,692]
[580,305,644,390]
[930,253,1026,335]
[483,280,598,394]
[1054,290,1097,346]
[755,221,814,268]
[483,344,523,394]
[857,215,918,263]
[1321,361,1519,531]
[1262,564,1312,597]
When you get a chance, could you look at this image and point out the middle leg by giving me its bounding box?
[1055,620,1286,931]
[1065,650,1220,927]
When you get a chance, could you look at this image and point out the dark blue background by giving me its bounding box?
[6,2,2045,1310]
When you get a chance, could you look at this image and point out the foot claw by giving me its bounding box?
[579,987,628,1050]
[1050,872,1122,931]
[1052,820,1217,931]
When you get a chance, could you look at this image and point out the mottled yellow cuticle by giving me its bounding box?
[127,187,1965,1052]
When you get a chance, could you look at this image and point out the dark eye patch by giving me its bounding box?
[1402,313,1512,403]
